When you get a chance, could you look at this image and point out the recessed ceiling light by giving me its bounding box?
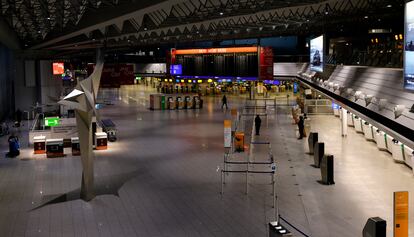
[387,4,392,8]
[144,27,147,31]
[47,17,51,20]
[364,16,368,19]
[220,12,223,16]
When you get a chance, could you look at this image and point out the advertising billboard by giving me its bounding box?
[52,62,64,75]
[310,35,324,72]
[405,1,414,90]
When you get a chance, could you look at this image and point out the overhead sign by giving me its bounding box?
[170,64,182,75]
[404,1,414,90]
[52,62,64,75]
[259,46,274,80]
[224,120,231,148]
[174,47,258,55]
[45,117,60,127]
[310,35,324,72]
[394,191,409,237]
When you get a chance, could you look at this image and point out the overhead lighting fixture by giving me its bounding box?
[364,16,368,19]
[386,4,392,8]
[219,12,223,16]
[144,27,147,31]
[47,17,51,20]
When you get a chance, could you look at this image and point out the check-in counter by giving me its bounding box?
[375,131,387,151]
[95,132,108,150]
[33,135,46,154]
[404,146,413,168]
[362,122,374,141]
[353,116,363,133]
[71,137,80,156]
[391,140,405,163]
[386,134,394,154]
[46,138,64,158]
[347,112,353,126]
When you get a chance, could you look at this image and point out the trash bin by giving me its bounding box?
[314,142,324,168]
[362,217,386,237]
[320,154,334,185]
[308,132,318,154]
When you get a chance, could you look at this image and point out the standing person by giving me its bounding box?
[297,116,305,139]
[255,115,262,136]
[221,95,228,109]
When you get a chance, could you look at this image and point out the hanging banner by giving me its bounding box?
[394,191,409,237]
[259,47,274,80]
[224,120,232,148]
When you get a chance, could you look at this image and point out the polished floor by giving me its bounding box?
[0,85,414,236]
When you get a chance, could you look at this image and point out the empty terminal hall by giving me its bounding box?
[0,0,414,236]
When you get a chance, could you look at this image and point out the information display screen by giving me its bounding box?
[310,35,324,72]
[405,1,414,90]
[170,64,182,75]
[52,62,64,75]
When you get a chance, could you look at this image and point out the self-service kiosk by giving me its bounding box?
[194,96,201,109]
[33,135,46,154]
[347,112,354,126]
[176,97,185,109]
[46,138,64,158]
[405,146,413,168]
[362,122,374,141]
[71,137,80,156]
[391,140,404,163]
[95,132,108,150]
[375,130,387,151]
[168,97,176,110]
[354,116,363,133]
[185,96,193,109]
[385,134,394,154]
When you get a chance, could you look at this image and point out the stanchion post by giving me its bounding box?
[221,170,224,195]
[246,170,249,194]
[272,172,276,208]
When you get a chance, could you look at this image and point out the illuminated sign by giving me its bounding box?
[404,1,414,90]
[310,35,324,72]
[52,62,64,75]
[174,47,258,55]
[170,64,182,75]
[44,117,60,127]
[394,191,409,237]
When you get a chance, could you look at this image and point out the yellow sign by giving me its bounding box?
[394,191,409,237]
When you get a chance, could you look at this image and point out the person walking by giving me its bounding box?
[297,116,305,139]
[255,115,262,136]
[221,95,228,109]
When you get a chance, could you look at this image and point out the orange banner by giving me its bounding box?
[394,191,409,237]
[174,47,258,55]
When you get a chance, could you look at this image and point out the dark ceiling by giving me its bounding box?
[0,0,406,53]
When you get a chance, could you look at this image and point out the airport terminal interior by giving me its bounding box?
[1,0,414,236]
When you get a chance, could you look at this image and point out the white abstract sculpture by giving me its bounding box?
[58,50,104,201]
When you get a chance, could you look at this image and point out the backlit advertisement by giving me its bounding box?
[405,1,414,90]
[310,35,324,72]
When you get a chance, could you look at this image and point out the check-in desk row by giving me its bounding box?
[345,110,414,168]
[33,132,108,158]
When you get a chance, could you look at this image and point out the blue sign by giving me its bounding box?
[405,1,414,90]
[170,64,182,75]
[293,82,298,93]
[332,102,339,110]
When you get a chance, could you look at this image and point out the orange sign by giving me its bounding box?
[174,47,258,55]
[52,62,64,75]
[394,191,409,237]
[224,120,231,148]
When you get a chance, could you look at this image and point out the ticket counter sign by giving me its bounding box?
[224,120,231,148]
[394,191,409,237]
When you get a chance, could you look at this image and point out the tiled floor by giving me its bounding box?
[0,84,413,236]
